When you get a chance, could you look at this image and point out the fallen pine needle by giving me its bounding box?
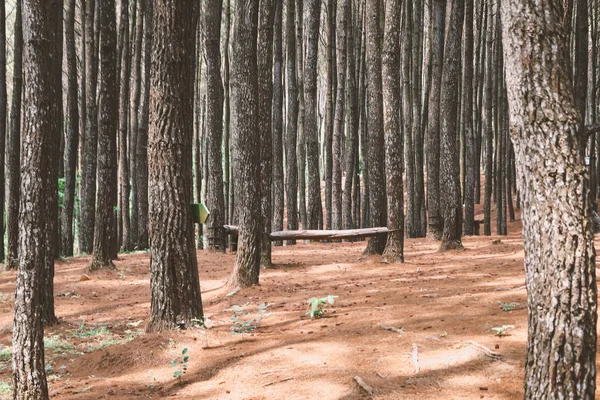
[353,376,374,396]
[263,377,294,387]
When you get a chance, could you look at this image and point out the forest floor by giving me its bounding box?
[0,208,590,399]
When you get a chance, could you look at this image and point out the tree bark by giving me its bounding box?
[6,0,23,269]
[439,0,464,251]
[272,0,284,246]
[364,0,386,254]
[483,0,494,236]
[12,0,62,395]
[230,0,261,287]
[118,0,131,251]
[501,0,597,397]
[462,0,475,236]
[296,0,307,229]
[205,0,226,252]
[147,0,203,332]
[89,0,118,270]
[0,1,5,264]
[381,0,403,263]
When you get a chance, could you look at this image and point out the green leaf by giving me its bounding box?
[183,356,189,362]
[182,348,188,355]
[173,371,182,378]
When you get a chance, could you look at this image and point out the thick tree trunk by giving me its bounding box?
[285,0,299,245]
[230,0,261,287]
[364,0,386,254]
[89,0,118,271]
[439,0,464,251]
[12,0,62,396]
[205,0,226,252]
[6,0,23,269]
[501,1,597,397]
[426,0,444,240]
[381,0,403,263]
[147,0,203,332]
[258,0,275,265]
[80,0,98,254]
[272,0,284,246]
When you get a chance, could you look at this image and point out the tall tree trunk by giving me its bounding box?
[462,0,475,235]
[12,0,62,395]
[403,0,415,238]
[439,0,464,251]
[381,0,403,263]
[296,0,307,229]
[0,1,5,264]
[205,0,226,252]
[147,0,203,332]
[80,0,98,254]
[426,0,445,240]
[6,0,23,269]
[61,0,79,257]
[285,0,299,245]
[364,0,386,254]
[258,0,275,265]
[483,0,494,236]
[129,0,144,248]
[89,0,118,270]
[230,0,261,287]
[118,0,131,251]
[332,0,347,231]
[501,1,597,397]
[324,0,335,230]
[272,0,284,246]
[223,0,232,225]
[136,0,152,250]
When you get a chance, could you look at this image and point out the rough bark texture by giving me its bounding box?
[118,0,131,251]
[223,0,232,225]
[271,0,284,246]
[462,0,475,236]
[89,0,118,271]
[439,0,464,251]
[331,0,347,231]
[79,0,98,254]
[483,0,494,236]
[230,0,261,287]
[426,0,444,241]
[258,0,275,265]
[324,0,334,230]
[381,0,403,263]
[285,0,299,245]
[303,0,322,230]
[296,0,307,229]
[364,0,386,254]
[205,0,226,252]
[147,0,203,332]
[6,0,23,269]
[502,1,597,398]
[403,0,415,238]
[0,1,5,263]
[12,0,62,396]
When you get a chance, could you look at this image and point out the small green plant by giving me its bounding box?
[44,335,75,354]
[70,323,110,339]
[499,301,519,312]
[492,325,515,337]
[0,347,10,362]
[306,295,338,319]
[170,348,189,379]
[230,303,271,334]
[0,381,12,397]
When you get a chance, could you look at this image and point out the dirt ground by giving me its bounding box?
[0,209,595,399]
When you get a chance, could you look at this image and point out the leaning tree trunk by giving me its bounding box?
[147,0,203,332]
[204,0,226,252]
[230,0,261,287]
[364,0,387,254]
[381,0,403,263]
[6,0,23,269]
[501,0,597,398]
[439,0,464,251]
[89,0,118,271]
[12,0,62,396]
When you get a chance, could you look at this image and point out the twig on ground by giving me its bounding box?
[493,285,526,291]
[353,376,374,396]
[379,323,404,333]
[263,377,294,387]
[464,340,502,360]
[411,343,420,373]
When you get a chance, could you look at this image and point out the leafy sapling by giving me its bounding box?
[306,295,338,318]
[170,348,189,379]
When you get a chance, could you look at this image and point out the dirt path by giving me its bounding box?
[0,215,589,399]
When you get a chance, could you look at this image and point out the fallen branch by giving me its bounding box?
[379,323,404,333]
[493,285,526,291]
[411,343,420,373]
[263,377,294,387]
[464,340,501,360]
[353,376,374,396]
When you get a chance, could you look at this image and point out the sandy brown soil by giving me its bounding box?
[0,210,594,399]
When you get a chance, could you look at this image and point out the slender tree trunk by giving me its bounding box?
[324,0,335,230]
[403,0,415,238]
[205,0,226,252]
[258,0,275,265]
[89,0,118,270]
[332,0,346,231]
[222,0,232,225]
[501,1,597,397]
[79,0,98,254]
[439,0,464,251]
[230,0,261,287]
[0,1,5,264]
[272,0,284,246]
[12,0,62,395]
[426,0,444,240]
[6,0,23,269]
[381,0,403,263]
[118,0,131,251]
[463,0,475,235]
[483,0,494,236]
[364,0,386,254]
[285,0,299,245]
[296,0,307,229]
